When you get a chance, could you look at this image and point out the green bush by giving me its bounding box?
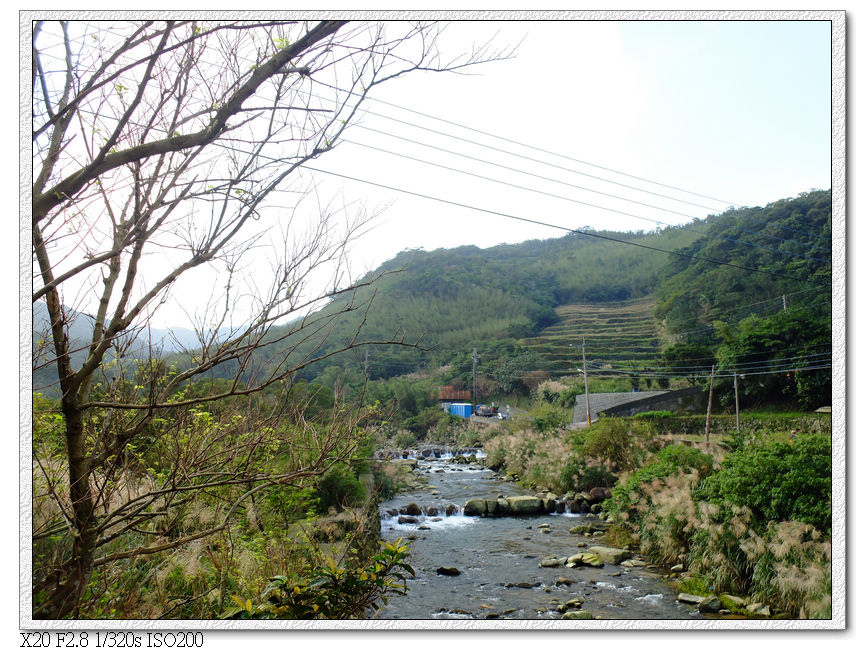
[633,410,675,419]
[315,465,366,513]
[531,404,570,433]
[391,430,418,450]
[605,444,715,522]
[574,418,658,472]
[226,539,414,619]
[695,433,831,532]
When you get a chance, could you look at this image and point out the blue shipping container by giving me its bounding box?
[449,403,473,418]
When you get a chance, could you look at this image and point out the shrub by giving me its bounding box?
[315,465,366,513]
[633,410,675,420]
[575,419,660,473]
[604,444,715,523]
[575,464,617,491]
[688,506,832,617]
[391,430,418,450]
[371,463,399,500]
[531,404,570,433]
[695,433,831,532]
[226,538,414,619]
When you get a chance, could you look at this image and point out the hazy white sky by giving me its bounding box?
[295,19,831,276]
[23,15,836,331]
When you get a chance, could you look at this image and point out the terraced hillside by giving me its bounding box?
[521,297,662,375]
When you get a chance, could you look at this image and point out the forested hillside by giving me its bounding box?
[655,190,831,341]
[284,226,700,384]
[35,191,830,405]
[653,190,831,408]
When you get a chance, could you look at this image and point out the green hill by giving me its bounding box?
[286,225,701,384]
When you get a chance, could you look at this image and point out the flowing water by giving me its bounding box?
[376,450,701,621]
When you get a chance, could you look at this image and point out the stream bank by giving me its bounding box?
[374,448,699,620]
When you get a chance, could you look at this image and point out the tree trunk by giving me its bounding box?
[37,406,97,619]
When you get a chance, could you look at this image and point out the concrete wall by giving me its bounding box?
[599,386,706,419]
[571,387,706,425]
[571,390,669,425]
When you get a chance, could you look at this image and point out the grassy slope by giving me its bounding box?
[521,297,662,375]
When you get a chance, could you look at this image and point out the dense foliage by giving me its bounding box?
[266,226,701,384]
[695,433,831,532]
[604,444,716,523]
[655,190,831,341]
[226,539,413,619]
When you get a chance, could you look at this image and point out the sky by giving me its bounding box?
[298,19,832,276]
[25,17,834,330]
[100,16,835,329]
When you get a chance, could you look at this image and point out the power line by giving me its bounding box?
[319,81,738,209]
[591,351,831,373]
[304,166,830,288]
[339,115,829,256]
[337,134,828,264]
[318,81,831,245]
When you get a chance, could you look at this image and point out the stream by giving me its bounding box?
[376,449,701,621]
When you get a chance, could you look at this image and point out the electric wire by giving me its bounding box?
[336,110,830,255]
[336,134,828,264]
[304,165,830,288]
[318,80,832,245]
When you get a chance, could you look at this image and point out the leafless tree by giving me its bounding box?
[31,18,507,618]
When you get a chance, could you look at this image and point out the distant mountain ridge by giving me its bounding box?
[32,190,832,394]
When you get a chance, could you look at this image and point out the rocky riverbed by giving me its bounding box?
[375,449,704,620]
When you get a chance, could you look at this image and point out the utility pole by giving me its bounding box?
[472,347,478,409]
[734,372,741,433]
[582,337,592,427]
[704,364,716,445]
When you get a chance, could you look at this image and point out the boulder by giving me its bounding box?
[555,501,566,514]
[485,499,500,515]
[543,498,556,513]
[556,598,584,613]
[670,564,684,572]
[566,499,581,514]
[677,593,705,605]
[587,546,631,565]
[436,566,461,576]
[539,557,562,568]
[566,552,604,568]
[698,597,723,613]
[397,516,418,524]
[562,610,593,620]
[464,499,487,516]
[506,495,543,514]
[746,603,771,616]
[496,498,512,515]
[402,502,422,516]
[445,503,459,516]
[720,594,748,609]
[588,486,612,503]
[620,559,646,568]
